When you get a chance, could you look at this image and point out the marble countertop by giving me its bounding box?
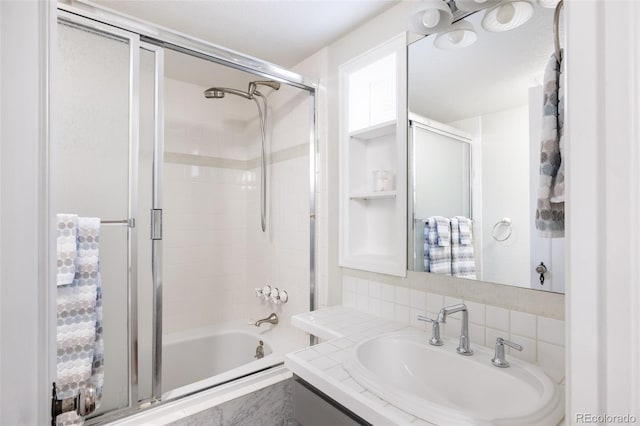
[286,306,435,425]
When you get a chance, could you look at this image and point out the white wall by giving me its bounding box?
[162,72,312,345]
[0,1,54,424]
[565,0,640,420]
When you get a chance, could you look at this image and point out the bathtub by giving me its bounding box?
[161,318,305,401]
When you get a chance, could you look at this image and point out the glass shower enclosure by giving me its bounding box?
[54,4,316,423]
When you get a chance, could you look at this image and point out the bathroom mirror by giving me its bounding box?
[408,2,565,293]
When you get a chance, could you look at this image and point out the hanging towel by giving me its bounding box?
[57,214,78,286]
[536,51,565,237]
[451,217,476,279]
[56,217,103,425]
[424,217,452,275]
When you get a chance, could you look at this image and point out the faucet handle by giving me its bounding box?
[491,337,523,368]
[417,315,444,346]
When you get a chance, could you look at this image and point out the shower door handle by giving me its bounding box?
[51,382,97,425]
[150,209,162,240]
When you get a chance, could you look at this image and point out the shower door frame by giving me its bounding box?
[55,2,318,424]
[55,11,168,421]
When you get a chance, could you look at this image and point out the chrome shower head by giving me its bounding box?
[204,88,226,99]
[204,87,253,100]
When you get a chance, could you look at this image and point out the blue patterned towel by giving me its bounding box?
[56,217,104,413]
[424,217,452,275]
[451,217,476,279]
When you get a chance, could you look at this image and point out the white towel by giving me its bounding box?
[56,217,103,426]
[424,217,452,275]
[451,217,476,279]
[56,214,78,286]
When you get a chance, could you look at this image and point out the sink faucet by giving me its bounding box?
[253,312,278,327]
[437,304,473,356]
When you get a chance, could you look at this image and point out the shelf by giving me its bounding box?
[349,120,396,140]
[349,190,397,200]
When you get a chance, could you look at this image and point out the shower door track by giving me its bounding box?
[56,2,318,424]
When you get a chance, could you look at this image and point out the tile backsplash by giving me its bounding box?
[342,275,565,383]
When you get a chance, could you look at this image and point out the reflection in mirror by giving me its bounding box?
[408,2,565,293]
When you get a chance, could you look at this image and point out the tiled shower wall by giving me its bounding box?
[163,76,311,339]
[342,276,565,383]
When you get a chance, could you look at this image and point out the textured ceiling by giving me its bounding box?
[93,0,397,67]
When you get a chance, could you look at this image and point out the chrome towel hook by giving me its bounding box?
[492,218,512,242]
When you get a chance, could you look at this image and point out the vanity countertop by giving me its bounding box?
[286,306,434,425]
[286,306,565,426]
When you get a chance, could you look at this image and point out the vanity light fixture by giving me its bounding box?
[434,20,477,49]
[536,0,560,8]
[454,0,501,12]
[407,0,454,35]
[481,0,534,32]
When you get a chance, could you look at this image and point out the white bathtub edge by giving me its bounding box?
[106,366,292,426]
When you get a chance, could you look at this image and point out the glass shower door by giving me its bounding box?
[55,14,163,423]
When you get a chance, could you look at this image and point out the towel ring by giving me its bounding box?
[492,218,512,242]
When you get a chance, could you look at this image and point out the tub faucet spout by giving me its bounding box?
[254,312,278,327]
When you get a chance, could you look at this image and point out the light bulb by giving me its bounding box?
[496,3,516,24]
[422,9,441,28]
[448,30,464,44]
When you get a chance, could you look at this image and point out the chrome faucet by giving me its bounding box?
[253,312,278,327]
[437,304,473,356]
[491,337,522,368]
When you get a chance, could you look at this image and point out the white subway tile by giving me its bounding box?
[395,304,410,324]
[381,301,395,321]
[369,298,382,317]
[465,300,485,326]
[486,305,510,331]
[511,311,537,339]
[395,286,410,306]
[356,294,369,313]
[343,291,357,308]
[537,316,565,346]
[343,276,357,293]
[410,308,428,329]
[381,284,395,302]
[485,327,507,349]
[444,317,462,339]
[426,292,444,313]
[537,342,565,383]
[469,323,485,347]
[409,289,427,310]
[357,278,369,296]
[508,334,537,364]
[369,280,382,299]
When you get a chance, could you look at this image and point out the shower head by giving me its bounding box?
[204,87,253,100]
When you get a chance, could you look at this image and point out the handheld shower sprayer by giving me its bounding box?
[203,80,281,232]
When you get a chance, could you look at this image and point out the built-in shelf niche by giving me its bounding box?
[339,33,407,277]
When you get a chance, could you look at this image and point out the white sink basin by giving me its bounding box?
[345,331,564,426]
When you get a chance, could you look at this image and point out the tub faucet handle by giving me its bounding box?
[261,285,272,300]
